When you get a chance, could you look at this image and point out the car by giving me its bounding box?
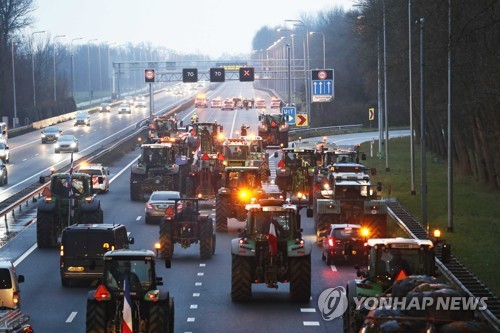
[0,159,7,186]
[255,98,267,109]
[233,97,243,109]
[55,135,79,153]
[74,111,90,126]
[0,139,9,163]
[118,103,132,114]
[135,96,147,107]
[78,163,110,193]
[124,95,135,105]
[144,190,181,224]
[222,98,235,110]
[41,125,62,143]
[60,224,134,286]
[321,224,369,265]
[210,97,222,108]
[195,94,208,108]
[271,98,283,109]
[0,261,25,308]
[98,102,111,112]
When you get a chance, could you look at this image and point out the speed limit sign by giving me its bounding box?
[145,69,155,83]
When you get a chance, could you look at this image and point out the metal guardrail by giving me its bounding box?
[289,124,363,137]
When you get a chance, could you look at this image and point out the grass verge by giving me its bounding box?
[360,137,500,297]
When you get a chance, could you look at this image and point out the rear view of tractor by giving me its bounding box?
[186,122,225,199]
[148,115,179,141]
[130,141,190,201]
[215,166,266,231]
[86,249,174,333]
[37,173,104,248]
[159,199,216,262]
[231,199,311,302]
[258,112,289,148]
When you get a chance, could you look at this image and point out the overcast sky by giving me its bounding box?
[32,0,355,58]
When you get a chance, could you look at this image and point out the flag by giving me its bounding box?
[122,276,133,333]
[268,222,278,256]
[67,153,74,198]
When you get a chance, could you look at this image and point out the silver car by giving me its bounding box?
[55,135,79,153]
[144,191,181,224]
[118,103,132,114]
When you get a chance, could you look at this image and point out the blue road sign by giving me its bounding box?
[282,107,296,124]
[311,69,334,102]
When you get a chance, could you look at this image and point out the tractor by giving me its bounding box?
[158,199,216,262]
[86,249,174,333]
[258,112,289,148]
[130,141,190,201]
[215,166,267,232]
[148,115,179,141]
[231,198,312,302]
[37,172,104,248]
[186,122,225,199]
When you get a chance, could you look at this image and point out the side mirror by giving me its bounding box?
[128,237,135,245]
[17,275,25,283]
[273,152,278,158]
[165,259,171,269]
[98,177,104,184]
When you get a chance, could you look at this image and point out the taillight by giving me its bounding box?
[13,291,19,304]
[146,204,154,209]
[328,237,335,247]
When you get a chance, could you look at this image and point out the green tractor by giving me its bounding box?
[344,238,440,333]
[86,249,174,333]
[37,172,104,248]
[130,142,190,201]
[231,198,312,302]
[215,166,266,232]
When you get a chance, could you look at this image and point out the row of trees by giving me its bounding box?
[251,0,500,188]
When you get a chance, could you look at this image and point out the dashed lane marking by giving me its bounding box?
[190,304,198,309]
[187,317,195,322]
[195,282,202,286]
[199,263,206,267]
[303,321,320,326]
[300,308,316,313]
[330,265,337,272]
[136,216,141,221]
[193,293,200,297]
[66,312,77,323]
[197,272,204,276]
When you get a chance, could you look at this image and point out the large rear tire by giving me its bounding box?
[343,280,359,333]
[290,255,311,302]
[81,207,104,224]
[86,299,107,333]
[215,194,229,232]
[148,299,169,333]
[169,297,175,333]
[231,255,252,301]
[200,219,214,259]
[316,214,331,246]
[37,211,58,248]
[130,173,144,201]
[159,221,174,259]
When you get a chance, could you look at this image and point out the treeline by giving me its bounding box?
[252,0,500,188]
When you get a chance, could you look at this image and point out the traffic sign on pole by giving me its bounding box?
[296,114,308,126]
[145,69,155,83]
[369,108,375,120]
[210,68,225,82]
[282,107,296,125]
[311,69,334,103]
[182,68,198,83]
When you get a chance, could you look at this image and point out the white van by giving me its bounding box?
[0,122,7,141]
[0,261,24,309]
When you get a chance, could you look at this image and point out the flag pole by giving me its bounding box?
[67,153,74,227]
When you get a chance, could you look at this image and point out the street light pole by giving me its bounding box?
[382,0,390,171]
[98,42,106,101]
[31,30,46,109]
[310,31,326,69]
[11,37,18,127]
[53,34,66,101]
[106,42,116,100]
[71,37,84,99]
[87,38,98,106]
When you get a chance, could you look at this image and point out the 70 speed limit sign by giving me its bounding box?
[145,69,155,83]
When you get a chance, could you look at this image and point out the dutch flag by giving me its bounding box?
[122,276,133,333]
[268,222,278,256]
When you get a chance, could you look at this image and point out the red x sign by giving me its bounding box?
[239,67,254,81]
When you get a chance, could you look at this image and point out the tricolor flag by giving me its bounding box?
[268,222,278,256]
[122,276,133,333]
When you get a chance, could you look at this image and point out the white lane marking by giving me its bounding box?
[193,293,200,297]
[303,321,320,326]
[136,216,141,221]
[195,282,202,286]
[13,243,37,267]
[190,304,198,309]
[66,312,78,323]
[199,263,206,267]
[187,317,195,322]
[197,272,204,276]
[330,265,337,272]
[300,308,316,313]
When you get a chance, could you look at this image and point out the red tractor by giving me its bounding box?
[258,112,289,148]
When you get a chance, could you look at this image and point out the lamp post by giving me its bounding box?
[309,31,326,69]
[11,37,18,127]
[31,30,46,109]
[53,34,66,101]
[87,38,98,106]
[382,0,390,171]
[98,42,106,101]
[71,37,84,98]
[106,42,117,99]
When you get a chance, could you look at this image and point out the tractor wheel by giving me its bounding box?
[215,194,229,232]
[148,299,169,333]
[280,132,289,148]
[81,207,104,224]
[344,280,359,333]
[130,173,144,201]
[231,254,252,301]
[186,177,195,197]
[86,299,107,333]
[199,219,213,259]
[159,221,174,259]
[37,211,58,248]
[212,234,216,255]
[169,297,175,333]
[316,214,330,246]
[290,255,311,302]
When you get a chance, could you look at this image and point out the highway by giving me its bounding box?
[0,81,403,332]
